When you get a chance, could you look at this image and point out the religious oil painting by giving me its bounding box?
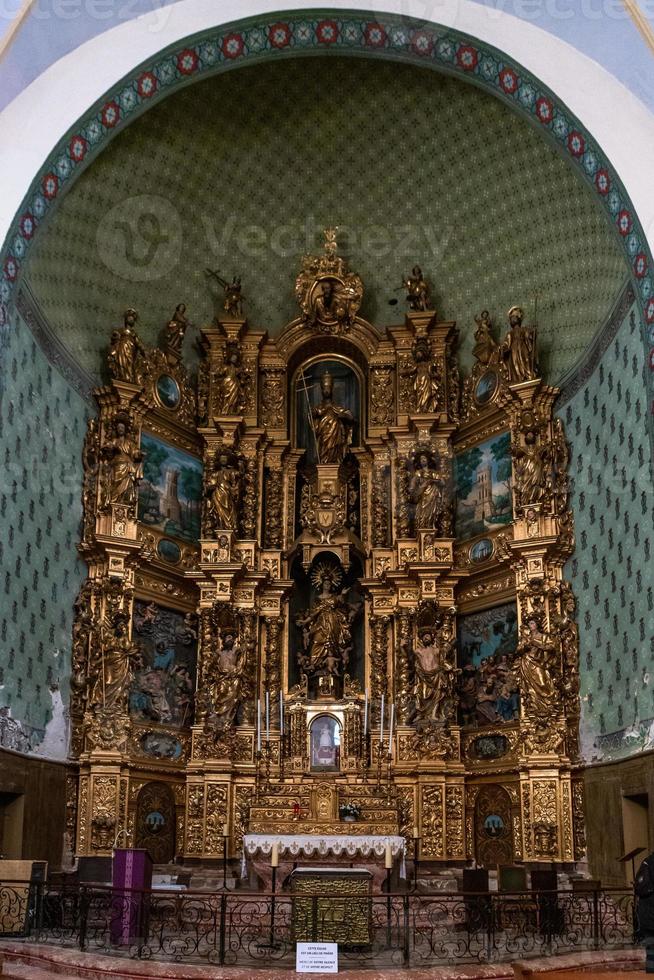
[455,431,512,540]
[310,714,341,771]
[138,432,202,543]
[130,601,197,728]
[457,602,519,728]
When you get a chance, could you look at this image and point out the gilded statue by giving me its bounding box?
[311,371,354,464]
[473,310,498,365]
[409,452,445,532]
[100,414,143,509]
[215,344,245,416]
[511,441,550,509]
[516,616,559,721]
[401,266,431,312]
[499,306,539,383]
[165,303,188,355]
[89,612,138,712]
[206,450,241,532]
[205,269,244,318]
[205,632,246,731]
[107,309,145,382]
[412,622,458,725]
[296,564,357,679]
[412,336,441,413]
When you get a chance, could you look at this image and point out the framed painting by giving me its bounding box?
[138,432,202,543]
[130,601,197,728]
[455,431,512,541]
[457,602,519,728]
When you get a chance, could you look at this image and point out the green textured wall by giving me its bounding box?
[561,296,654,762]
[24,57,628,384]
[0,314,88,756]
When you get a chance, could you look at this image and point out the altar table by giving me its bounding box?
[242,833,406,885]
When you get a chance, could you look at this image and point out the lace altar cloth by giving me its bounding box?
[242,833,406,877]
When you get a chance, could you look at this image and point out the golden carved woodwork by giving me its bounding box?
[71,244,579,870]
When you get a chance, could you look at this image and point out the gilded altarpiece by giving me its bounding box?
[71,242,583,869]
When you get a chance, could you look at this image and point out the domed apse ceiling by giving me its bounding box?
[23,56,629,385]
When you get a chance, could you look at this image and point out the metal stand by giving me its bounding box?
[222,833,229,890]
[412,836,420,892]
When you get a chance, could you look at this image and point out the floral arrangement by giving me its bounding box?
[339,803,361,821]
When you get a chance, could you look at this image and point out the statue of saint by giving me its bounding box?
[402,266,431,311]
[413,336,441,413]
[207,451,241,532]
[107,309,145,382]
[296,566,356,679]
[409,453,445,531]
[473,310,498,366]
[413,624,458,725]
[206,632,246,730]
[511,441,550,509]
[165,303,188,355]
[311,371,354,464]
[500,306,538,383]
[215,345,244,416]
[100,414,143,508]
[517,617,559,720]
[90,612,137,712]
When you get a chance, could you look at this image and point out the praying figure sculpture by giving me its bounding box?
[311,371,354,464]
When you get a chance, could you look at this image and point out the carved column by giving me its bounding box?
[395,610,413,724]
[369,614,390,724]
[263,615,284,725]
[264,464,284,549]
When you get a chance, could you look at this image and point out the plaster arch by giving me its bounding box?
[0,2,653,370]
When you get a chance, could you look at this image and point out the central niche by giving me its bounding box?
[289,553,364,697]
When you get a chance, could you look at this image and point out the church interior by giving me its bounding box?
[0,4,653,973]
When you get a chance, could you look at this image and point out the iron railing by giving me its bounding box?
[0,881,636,968]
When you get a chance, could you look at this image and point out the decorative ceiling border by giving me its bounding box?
[0,9,652,393]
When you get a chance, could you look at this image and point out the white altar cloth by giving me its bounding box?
[242,833,406,877]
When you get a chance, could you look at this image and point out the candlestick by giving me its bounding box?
[265,691,270,742]
[379,693,385,746]
[388,703,395,753]
[363,691,368,736]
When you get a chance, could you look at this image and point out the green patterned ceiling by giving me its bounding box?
[24,56,629,384]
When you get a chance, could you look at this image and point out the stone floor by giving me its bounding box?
[0,943,645,979]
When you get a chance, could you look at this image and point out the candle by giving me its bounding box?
[388,703,395,753]
[385,842,393,869]
[271,842,279,867]
[257,699,262,753]
[265,691,270,742]
[223,822,229,837]
[279,690,284,736]
[363,691,368,736]
[379,694,385,745]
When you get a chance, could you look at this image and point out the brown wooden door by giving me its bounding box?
[135,782,176,864]
[474,784,513,868]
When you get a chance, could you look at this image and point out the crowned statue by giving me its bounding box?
[296,563,358,684]
[311,371,354,464]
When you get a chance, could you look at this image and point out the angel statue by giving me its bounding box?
[165,303,188,355]
[206,449,242,533]
[205,269,244,318]
[400,266,431,312]
[296,563,359,680]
